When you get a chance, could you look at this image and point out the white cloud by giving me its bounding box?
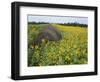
[28,15,88,24]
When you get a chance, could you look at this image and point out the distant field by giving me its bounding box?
[28,24,88,66]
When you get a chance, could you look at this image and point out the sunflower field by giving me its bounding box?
[28,24,88,66]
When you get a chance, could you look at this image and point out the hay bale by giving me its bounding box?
[33,26,62,46]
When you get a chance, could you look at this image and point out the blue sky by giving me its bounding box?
[28,15,88,24]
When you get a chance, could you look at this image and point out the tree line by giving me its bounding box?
[28,22,88,27]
